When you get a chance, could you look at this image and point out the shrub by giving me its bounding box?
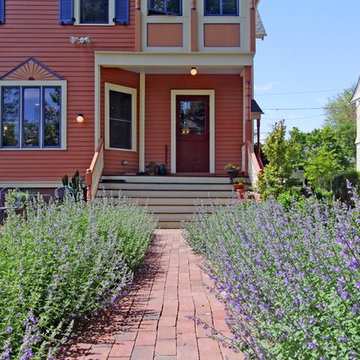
[332,170,360,204]
[0,196,156,359]
[185,196,360,359]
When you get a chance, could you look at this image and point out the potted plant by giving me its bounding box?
[224,163,240,179]
[233,177,246,190]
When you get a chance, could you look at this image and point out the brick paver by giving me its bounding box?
[61,229,245,360]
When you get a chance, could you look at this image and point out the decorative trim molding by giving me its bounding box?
[0,58,63,81]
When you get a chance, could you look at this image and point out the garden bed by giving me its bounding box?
[0,196,156,359]
[185,195,360,359]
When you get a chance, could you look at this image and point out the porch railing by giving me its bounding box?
[85,138,104,200]
[246,140,263,189]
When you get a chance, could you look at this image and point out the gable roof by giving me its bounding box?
[350,76,360,104]
[0,58,63,81]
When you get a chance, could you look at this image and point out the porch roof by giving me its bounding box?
[95,51,253,75]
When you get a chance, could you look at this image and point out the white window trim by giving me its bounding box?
[105,83,137,152]
[74,0,115,26]
[0,80,67,151]
[171,89,215,174]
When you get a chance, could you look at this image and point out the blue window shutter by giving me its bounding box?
[0,0,4,24]
[114,0,129,24]
[59,0,74,25]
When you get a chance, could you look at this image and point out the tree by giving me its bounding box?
[324,85,356,164]
[304,147,341,190]
[258,120,297,198]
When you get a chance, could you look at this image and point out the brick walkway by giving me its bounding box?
[61,229,245,360]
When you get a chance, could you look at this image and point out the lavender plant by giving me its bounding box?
[185,192,360,359]
[0,196,156,359]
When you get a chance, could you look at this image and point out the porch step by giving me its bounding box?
[97,175,246,228]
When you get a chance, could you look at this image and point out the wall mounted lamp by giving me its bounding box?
[76,114,85,124]
[190,67,198,76]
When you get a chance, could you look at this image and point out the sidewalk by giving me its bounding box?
[61,229,245,360]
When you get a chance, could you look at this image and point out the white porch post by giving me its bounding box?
[139,73,145,172]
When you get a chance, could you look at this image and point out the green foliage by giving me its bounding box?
[304,147,341,190]
[324,85,356,163]
[61,170,86,201]
[258,120,297,198]
[0,197,156,359]
[260,86,356,200]
[332,170,360,204]
[224,163,240,171]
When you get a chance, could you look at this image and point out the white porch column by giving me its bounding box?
[139,73,145,172]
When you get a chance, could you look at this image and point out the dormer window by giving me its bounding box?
[205,0,238,16]
[80,0,109,24]
[148,0,182,16]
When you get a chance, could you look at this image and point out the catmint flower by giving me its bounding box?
[307,342,317,350]
[346,258,359,271]
[352,303,359,315]
[5,326,13,333]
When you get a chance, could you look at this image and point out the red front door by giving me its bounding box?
[176,95,209,172]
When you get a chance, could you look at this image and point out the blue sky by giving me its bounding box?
[254,0,360,141]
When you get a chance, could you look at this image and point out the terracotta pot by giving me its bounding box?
[233,183,245,191]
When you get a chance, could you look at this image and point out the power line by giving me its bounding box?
[255,88,343,96]
[263,107,326,110]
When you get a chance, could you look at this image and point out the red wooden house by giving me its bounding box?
[0,0,265,200]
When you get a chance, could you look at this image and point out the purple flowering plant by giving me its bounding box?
[0,195,155,359]
[185,191,360,359]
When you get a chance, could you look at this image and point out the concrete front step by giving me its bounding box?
[126,197,237,205]
[100,182,233,191]
[97,175,243,228]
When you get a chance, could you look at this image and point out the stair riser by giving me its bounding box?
[99,183,233,191]
[126,197,237,205]
[97,190,236,198]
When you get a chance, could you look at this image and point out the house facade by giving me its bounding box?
[351,77,360,172]
[0,0,265,191]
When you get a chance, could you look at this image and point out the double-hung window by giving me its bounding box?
[80,0,109,24]
[105,83,137,151]
[148,0,182,16]
[205,0,238,16]
[59,0,129,25]
[0,82,67,149]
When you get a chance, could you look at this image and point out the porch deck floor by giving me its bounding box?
[61,229,245,360]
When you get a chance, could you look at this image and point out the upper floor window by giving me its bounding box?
[148,0,182,16]
[1,82,67,150]
[59,0,129,25]
[205,0,238,16]
[80,0,109,24]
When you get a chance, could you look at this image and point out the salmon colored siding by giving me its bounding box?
[0,0,135,181]
[145,74,243,175]
[101,68,140,175]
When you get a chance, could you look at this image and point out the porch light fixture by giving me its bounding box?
[76,114,85,124]
[190,67,198,76]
